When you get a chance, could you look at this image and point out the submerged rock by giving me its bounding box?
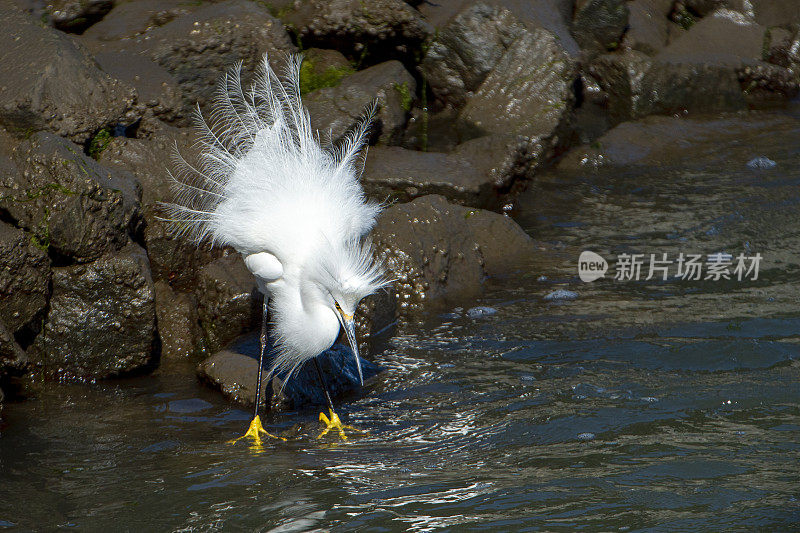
[0,4,136,143]
[30,243,157,380]
[0,221,51,336]
[1,133,142,263]
[305,60,416,146]
[544,289,579,301]
[373,194,537,317]
[747,156,777,169]
[197,340,380,410]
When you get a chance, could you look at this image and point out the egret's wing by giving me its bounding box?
[244,252,283,282]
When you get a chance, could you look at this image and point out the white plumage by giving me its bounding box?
[161,54,387,394]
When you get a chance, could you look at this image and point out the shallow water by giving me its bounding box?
[2,108,800,531]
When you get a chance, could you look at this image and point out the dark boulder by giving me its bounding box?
[285,0,431,65]
[81,0,200,41]
[421,2,526,109]
[154,281,205,361]
[0,221,51,336]
[48,0,113,33]
[622,0,673,55]
[197,340,380,410]
[30,243,157,380]
[0,4,137,143]
[1,132,141,263]
[0,319,27,374]
[93,51,185,125]
[305,60,416,145]
[97,0,295,113]
[372,194,537,317]
[195,255,261,353]
[571,0,629,52]
[459,28,578,167]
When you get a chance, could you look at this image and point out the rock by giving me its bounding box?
[363,135,543,208]
[750,0,800,27]
[103,0,295,112]
[0,319,27,373]
[765,27,800,70]
[459,28,577,160]
[285,0,431,65]
[298,48,354,95]
[195,255,261,353]
[372,194,537,316]
[154,281,205,360]
[0,221,51,336]
[588,50,750,123]
[1,132,142,263]
[746,156,776,170]
[93,50,185,124]
[0,4,137,143]
[622,0,673,55]
[571,0,629,52]
[305,60,416,145]
[737,63,800,106]
[362,146,497,208]
[81,0,200,41]
[544,288,579,300]
[144,218,223,291]
[197,339,381,410]
[30,243,157,380]
[48,0,113,33]
[557,112,797,170]
[658,13,765,66]
[421,2,526,109]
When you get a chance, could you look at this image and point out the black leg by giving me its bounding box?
[313,356,335,413]
[253,297,269,419]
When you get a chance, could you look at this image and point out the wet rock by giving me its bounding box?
[30,243,156,380]
[362,146,497,208]
[765,27,800,70]
[571,0,629,52]
[0,4,137,143]
[104,0,295,112]
[305,61,415,145]
[622,0,672,55]
[373,194,537,316]
[81,0,199,41]
[285,0,431,65]
[298,48,353,95]
[195,255,261,353]
[658,13,765,66]
[737,63,800,105]
[154,281,205,360]
[0,319,27,373]
[747,156,776,170]
[144,218,223,291]
[48,0,113,33]
[750,0,800,27]
[197,340,380,410]
[93,51,185,124]
[421,3,526,109]
[1,132,141,263]
[0,221,51,336]
[460,28,577,160]
[544,288,578,300]
[588,49,750,123]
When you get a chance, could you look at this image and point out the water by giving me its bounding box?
[2,108,800,530]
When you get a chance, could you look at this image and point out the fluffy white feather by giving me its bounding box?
[161,53,388,382]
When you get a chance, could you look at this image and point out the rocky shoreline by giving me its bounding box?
[1,0,797,411]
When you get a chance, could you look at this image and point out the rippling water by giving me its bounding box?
[2,108,799,531]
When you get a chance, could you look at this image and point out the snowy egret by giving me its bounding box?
[161,54,387,443]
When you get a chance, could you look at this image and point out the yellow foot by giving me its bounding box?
[228,415,286,446]
[317,408,365,441]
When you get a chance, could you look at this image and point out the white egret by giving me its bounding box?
[161,54,388,443]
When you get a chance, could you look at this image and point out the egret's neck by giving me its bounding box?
[270,277,340,360]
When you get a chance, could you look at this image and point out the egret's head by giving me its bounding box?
[314,238,389,384]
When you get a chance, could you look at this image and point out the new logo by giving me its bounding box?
[578,251,607,282]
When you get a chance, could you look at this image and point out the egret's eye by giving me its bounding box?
[334,301,342,313]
